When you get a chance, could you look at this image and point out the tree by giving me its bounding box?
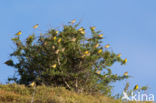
[5,21,128,96]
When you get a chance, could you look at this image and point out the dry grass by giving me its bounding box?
[0,84,152,103]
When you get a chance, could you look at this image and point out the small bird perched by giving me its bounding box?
[84,50,90,56]
[29,81,36,87]
[61,48,65,52]
[52,45,55,49]
[71,19,76,24]
[90,26,96,30]
[71,38,76,42]
[121,58,127,65]
[33,24,39,29]
[98,49,103,54]
[55,49,59,54]
[134,84,139,90]
[94,44,99,48]
[124,72,128,76]
[16,31,22,36]
[105,44,110,48]
[84,51,89,55]
[98,34,103,38]
[55,31,59,34]
[57,38,62,43]
[78,28,85,34]
[53,36,57,40]
[124,58,127,63]
[81,54,86,58]
[51,64,57,68]
[96,70,101,74]
[117,54,121,57]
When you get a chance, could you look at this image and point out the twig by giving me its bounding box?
[31,86,36,103]
[64,81,71,89]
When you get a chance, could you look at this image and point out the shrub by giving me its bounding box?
[5,21,128,96]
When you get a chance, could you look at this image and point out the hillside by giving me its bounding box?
[0,84,151,103]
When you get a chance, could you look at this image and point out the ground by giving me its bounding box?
[0,84,151,103]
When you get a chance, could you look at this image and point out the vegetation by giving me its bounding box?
[3,21,151,103]
[0,84,151,103]
[5,21,129,96]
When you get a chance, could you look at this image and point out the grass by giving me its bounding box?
[0,84,152,103]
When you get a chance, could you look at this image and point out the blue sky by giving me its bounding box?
[0,0,156,97]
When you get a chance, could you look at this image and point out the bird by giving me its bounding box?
[29,82,36,87]
[117,54,121,57]
[61,48,65,52]
[81,54,86,58]
[124,58,127,63]
[53,36,57,40]
[98,34,103,38]
[98,49,103,54]
[105,44,110,48]
[90,26,96,30]
[33,24,39,29]
[71,38,76,42]
[71,19,76,24]
[134,84,139,90]
[51,64,57,68]
[52,45,55,49]
[55,31,59,34]
[57,38,62,43]
[84,51,90,56]
[55,50,59,54]
[78,28,85,34]
[124,72,128,76]
[96,70,101,74]
[16,31,22,36]
[84,51,89,55]
[94,44,99,48]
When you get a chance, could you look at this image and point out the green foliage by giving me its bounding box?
[5,22,128,96]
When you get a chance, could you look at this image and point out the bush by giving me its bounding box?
[5,21,128,96]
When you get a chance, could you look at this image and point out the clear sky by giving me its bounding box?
[0,0,156,97]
